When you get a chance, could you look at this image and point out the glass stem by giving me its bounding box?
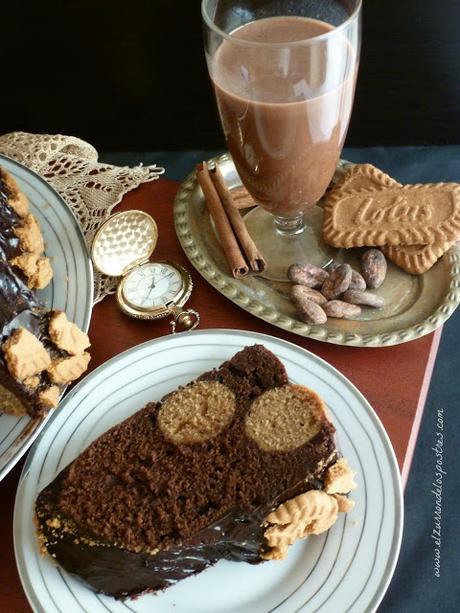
[273,212,305,236]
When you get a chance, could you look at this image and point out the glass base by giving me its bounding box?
[244,206,337,281]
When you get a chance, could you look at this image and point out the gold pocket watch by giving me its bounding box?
[91,211,199,333]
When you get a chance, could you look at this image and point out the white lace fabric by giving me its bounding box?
[0,132,164,303]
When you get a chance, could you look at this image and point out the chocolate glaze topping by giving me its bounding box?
[37,470,329,599]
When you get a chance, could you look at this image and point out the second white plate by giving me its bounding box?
[0,154,93,480]
[14,330,403,613]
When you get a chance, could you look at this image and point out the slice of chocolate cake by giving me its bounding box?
[0,167,91,417]
[36,345,356,599]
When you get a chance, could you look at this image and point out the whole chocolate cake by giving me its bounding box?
[0,167,90,417]
[36,345,356,599]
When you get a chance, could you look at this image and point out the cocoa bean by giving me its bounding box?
[324,300,361,319]
[349,270,367,291]
[342,289,385,308]
[296,299,327,325]
[327,264,366,290]
[288,263,329,289]
[321,263,352,300]
[361,249,387,288]
[291,284,327,306]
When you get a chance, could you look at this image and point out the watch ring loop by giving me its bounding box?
[170,309,200,334]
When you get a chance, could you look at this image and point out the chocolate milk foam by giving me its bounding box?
[212,17,356,217]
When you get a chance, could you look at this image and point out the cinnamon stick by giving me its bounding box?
[196,162,249,278]
[209,164,266,274]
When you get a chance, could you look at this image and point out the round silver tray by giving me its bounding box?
[174,153,460,347]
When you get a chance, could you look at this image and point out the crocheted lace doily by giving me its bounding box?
[0,132,164,303]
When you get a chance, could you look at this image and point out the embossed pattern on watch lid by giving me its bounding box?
[91,210,158,277]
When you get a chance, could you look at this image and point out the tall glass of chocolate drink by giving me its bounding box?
[202,0,361,280]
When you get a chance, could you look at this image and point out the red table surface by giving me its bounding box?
[0,178,441,611]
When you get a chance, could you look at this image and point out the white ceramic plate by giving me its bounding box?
[14,330,403,613]
[0,154,93,480]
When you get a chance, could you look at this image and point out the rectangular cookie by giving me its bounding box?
[381,241,456,275]
[324,164,459,274]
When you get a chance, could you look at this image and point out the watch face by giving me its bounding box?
[122,263,183,310]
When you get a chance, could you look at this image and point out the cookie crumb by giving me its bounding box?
[10,252,53,289]
[1,169,30,217]
[47,352,91,385]
[324,458,357,494]
[0,383,27,416]
[2,328,51,381]
[39,386,60,410]
[333,493,355,513]
[14,213,45,254]
[262,490,340,560]
[49,311,90,355]
[24,375,40,389]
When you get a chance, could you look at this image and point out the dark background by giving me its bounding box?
[1,0,460,150]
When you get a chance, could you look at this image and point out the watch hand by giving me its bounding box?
[145,283,156,300]
[140,276,157,303]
